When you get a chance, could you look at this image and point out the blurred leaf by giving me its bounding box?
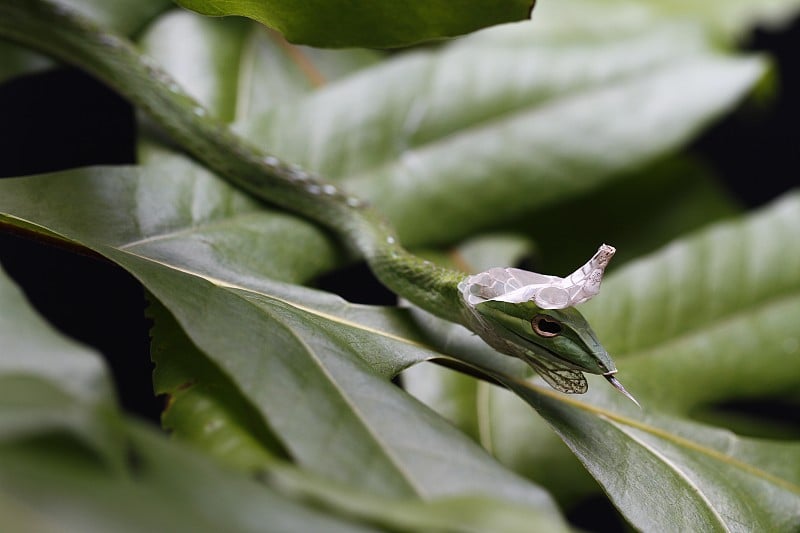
[0,265,382,533]
[0,41,53,84]
[532,0,800,43]
[60,0,172,35]
[519,155,741,273]
[631,0,800,40]
[0,263,124,466]
[135,9,381,141]
[132,9,762,250]
[238,22,763,246]
[0,0,169,100]
[173,0,534,48]
[128,7,763,250]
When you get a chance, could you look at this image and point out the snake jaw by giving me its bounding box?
[604,372,640,407]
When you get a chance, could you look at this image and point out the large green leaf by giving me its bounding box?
[173,0,534,48]
[404,193,800,529]
[504,381,800,533]
[0,264,379,532]
[149,299,572,532]
[1,2,793,529]
[584,192,800,411]
[129,7,766,247]
[0,167,565,520]
[126,7,765,247]
[236,22,763,246]
[0,264,568,532]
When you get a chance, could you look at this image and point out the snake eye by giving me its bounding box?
[531,315,563,337]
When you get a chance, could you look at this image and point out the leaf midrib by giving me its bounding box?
[128,252,434,352]
[240,293,425,497]
[507,376,800,495]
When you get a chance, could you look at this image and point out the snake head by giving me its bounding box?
[475,300,614,373]
[458,245,638,405]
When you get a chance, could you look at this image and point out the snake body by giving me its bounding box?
[0,0,635,400]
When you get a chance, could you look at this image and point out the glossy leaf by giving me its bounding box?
[132,9,761,247]
[173,0,534,48]
[405,193,800,528]
[1,1,795,530]
[238,22,763,246]
[149,300,571,532]
[504,380,800,533]
[582,192,800,411]
[0,265,380,533]
[0,167,565,519]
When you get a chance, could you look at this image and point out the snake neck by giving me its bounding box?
[0,0,471,325]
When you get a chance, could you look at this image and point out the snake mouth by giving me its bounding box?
[507,330,588,371]
[603,371,640,407]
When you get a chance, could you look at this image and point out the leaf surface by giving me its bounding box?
[0,167,564,519]
[127,8,762,249]
[173,0,534,48]
[0,265,381,533]
[237,22,763,245]
[405,193,800,528]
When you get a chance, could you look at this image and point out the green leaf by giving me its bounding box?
[133,9,761,248]
[0,265,383,532]
[237,22,763,246]
[583,192,800,412]
[149,296,289,470]
[504,381,800,533]
[0,424,382,533]
[0,163,340,285]
[0,263,125,467]
[519,155,741,273]
[405,193,800,527]
[60,0,173,35]
[0,167,565,520]
[0,41,53,84]
[172,0,534,48]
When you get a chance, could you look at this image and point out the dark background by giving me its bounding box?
[0,16,797,531]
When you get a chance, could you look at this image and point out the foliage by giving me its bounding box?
[1,0,799,531]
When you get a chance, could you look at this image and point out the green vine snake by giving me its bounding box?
[0,0,637,404]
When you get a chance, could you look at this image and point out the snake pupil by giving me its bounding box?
[532,315,562,337]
